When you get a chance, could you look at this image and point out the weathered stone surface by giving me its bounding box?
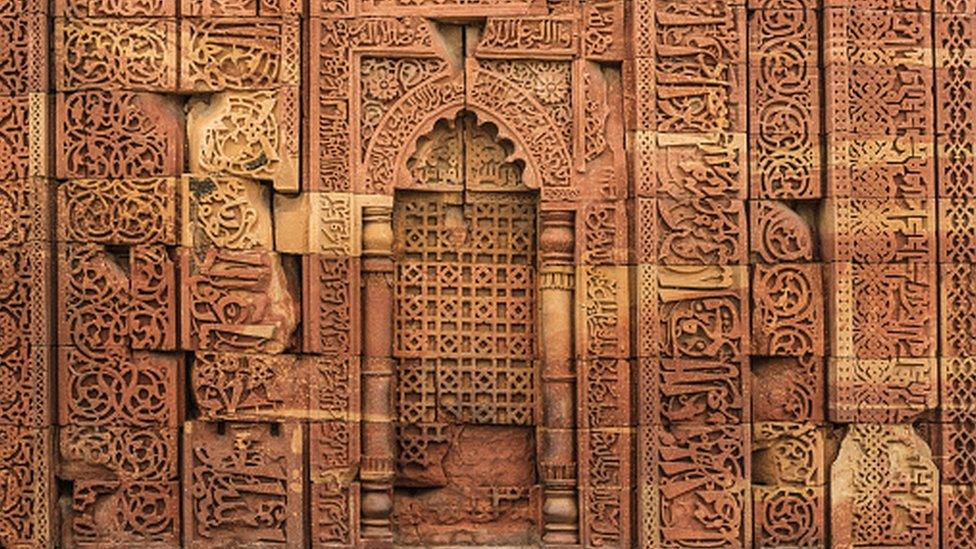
[27,0,976,546]
[831,424,939,548]
[182,421,305,548]
[180,248,299,354]
[57,91,182,179]
[181,174,273,251]
[186,89,298,192]
[54,18,178,92]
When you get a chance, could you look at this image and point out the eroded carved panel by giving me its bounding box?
[57,91,182,180]
[181,248,299,354]
[830,424,938,548]
[55,18,177,92]
[183,421,304,547]
[187,89,298,192]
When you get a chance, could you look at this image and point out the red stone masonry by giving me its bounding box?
[1,0,973,546]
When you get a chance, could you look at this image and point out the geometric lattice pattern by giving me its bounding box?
[395,192,536,427]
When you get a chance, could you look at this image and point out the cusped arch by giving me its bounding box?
[362,68,572,195]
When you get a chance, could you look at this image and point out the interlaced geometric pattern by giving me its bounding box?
[394,191,537,427]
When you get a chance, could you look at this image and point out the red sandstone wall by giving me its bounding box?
[0,0,969,546]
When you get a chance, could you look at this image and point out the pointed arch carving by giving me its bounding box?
[362,66,572,195]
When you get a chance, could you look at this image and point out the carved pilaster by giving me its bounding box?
[538,210,579,544]
[360,204,395,545]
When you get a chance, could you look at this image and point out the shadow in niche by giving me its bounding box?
[390,109,540,546]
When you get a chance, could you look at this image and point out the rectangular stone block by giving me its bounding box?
[54,18,177,92]
[825,66,934,135]
[305,96,350,193]
[752,264,825,357]
[752,356,825,423]
[942,356,976,421]
[186,88,298,192]
[182,0,301,16]
[827,262,937,358]
[638,355,749,425]
[753,485,825,548]
[0,426,54,548]
[64,480,180,548]
[636,132,747,199]
[633,197,654,264]
[181,174,273,251]
[577,266,630,360]
[655,66,747,135]
[58,348,183,428]
[191,352,309,421]
[638,423,751,548]
[943,484,976,548]
[829,356,937,422]
[937,69,976,134]
[303,256,361,356]
[309,420,360,483]
[1,94,48,181]
[750,133,823,200]
[58,240,177,355]
[573,81,627,198]
[647,197,748,265]
[580,484,632,549]
[0,178,52,248]
[0,243,53,351]
[58,242,131,352]
[311,480,359,548]
[0,344,52,428]
[55,0,175,15]
[824,8,933,67]
[753,422,836,486]
[59,425,178,481]
[310,355,360,423]
[472,14,579,59]
[826,132,935,198]
[179,17,299,92]
[579,359,631,428]
[57,91,183,179]
[940,199,976,262]
[935,14,976,66]
[183,421,305,548]
[0,14,47,96]
[58,178,178,246]
[749,201,817,263]
[938,133,976,197]
[582,1,625,61]
[179,248,300,354]
[637,264,749,358]
[649,2,746,133]
[579,200,628,266]
[623,57,654,132]
[821,198,935,263]
[942,421,976,483]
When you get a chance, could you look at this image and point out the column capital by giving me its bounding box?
[540,210,575,266]
[362,205,394,258]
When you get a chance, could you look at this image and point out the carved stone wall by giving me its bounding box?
[0,0,971,546]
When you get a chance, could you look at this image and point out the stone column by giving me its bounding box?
[538,210,579,544]
[360,204,396,545]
